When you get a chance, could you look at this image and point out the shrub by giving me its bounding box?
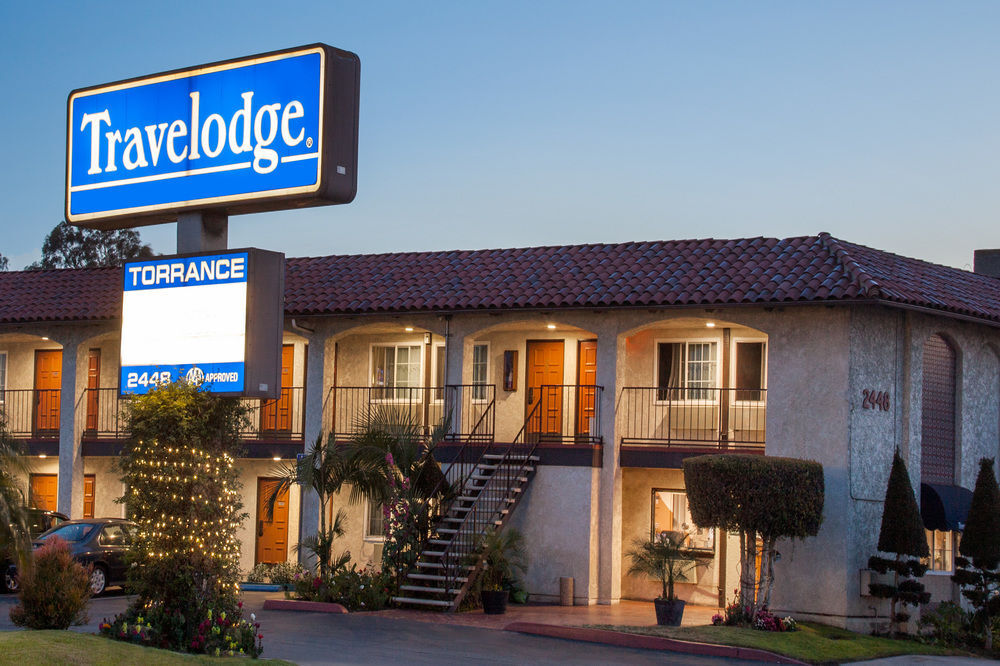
[269,561,305,586]
[868,450,930,637]
[919,602,972,647]
[684,454,824,613]
[246,563,273,583]
[291,564,391,611]
[953,458,1000,651]
[110,380,254,655]
[9,536,92,629]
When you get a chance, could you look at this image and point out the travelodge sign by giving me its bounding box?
[66,44,359,229]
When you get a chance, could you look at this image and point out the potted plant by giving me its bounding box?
[627,531,697,626]
[476,528,528,615]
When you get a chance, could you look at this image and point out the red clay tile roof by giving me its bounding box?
[1,233,999,326]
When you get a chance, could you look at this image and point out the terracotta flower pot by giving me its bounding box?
[481,589,509,615]
[654,598,685,626]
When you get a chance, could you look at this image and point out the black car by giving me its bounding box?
[32,518,135,595]
[2,508,68,593]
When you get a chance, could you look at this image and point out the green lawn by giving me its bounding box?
[587,621,967,664]
[0,631,293,665]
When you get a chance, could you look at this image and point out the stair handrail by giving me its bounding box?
[435,397,545,608]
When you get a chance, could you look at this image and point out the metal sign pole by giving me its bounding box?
[177,211,228,254]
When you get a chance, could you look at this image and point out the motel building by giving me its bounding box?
[2,232,999,630]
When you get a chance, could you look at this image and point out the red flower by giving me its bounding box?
[238,601,243,609]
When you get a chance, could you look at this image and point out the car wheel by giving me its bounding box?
[89,565,108,596]
[3,569,17,594]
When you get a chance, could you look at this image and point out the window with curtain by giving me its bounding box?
[371,344,422,400]
[924,529,957,572]
[472,343,489,401]
[651,489,714,552]
[657,342,717,400]
[365,500,384,540]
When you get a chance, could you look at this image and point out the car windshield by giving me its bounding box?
[38,523,96,543]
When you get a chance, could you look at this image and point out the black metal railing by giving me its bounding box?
[521,384,603,445]
[82,388,130,439]
[1,389,60,439]
[437,406,543,610]
[80,387,308,442]
[328,385,484,441]
[241,386,306,441]
[617,386,766,448]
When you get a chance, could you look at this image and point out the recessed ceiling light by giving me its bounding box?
[404,326,414,332]
[546,324,556,330]
[41,336,49,340]
[38,454,46,459]
[272,456,281,461]
[705,322,716,328]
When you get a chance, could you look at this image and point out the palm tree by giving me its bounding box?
[264,432,352,578]
[626,532,696,601]
[0,415,30,579]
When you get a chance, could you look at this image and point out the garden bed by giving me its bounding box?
[583,621,965,664]
[263,599,349,614]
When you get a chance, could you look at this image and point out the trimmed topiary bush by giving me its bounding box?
[684,454,824,614]
[9,536,92,629]
[868,449,929,637]
[953,457,1000,651]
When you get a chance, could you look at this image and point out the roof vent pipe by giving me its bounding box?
[973,250,1000,279]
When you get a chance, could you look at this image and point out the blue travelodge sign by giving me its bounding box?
[66,44,359,229]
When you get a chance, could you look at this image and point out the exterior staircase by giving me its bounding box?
[392,403,542,611]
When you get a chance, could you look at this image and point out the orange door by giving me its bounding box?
[29,474,57,511]
[255,479,289,564]
[34,350,62,433]
[85,349,100,432]
[576,340,597,436]
[262,345,294,433]
[525,340,564,437]
[83,475,95,518]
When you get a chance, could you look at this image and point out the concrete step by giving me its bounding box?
[391,596,451,607]
[407,573,468,583]
[399,584,461,595]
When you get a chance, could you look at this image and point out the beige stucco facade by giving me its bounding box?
[3,295,999,625]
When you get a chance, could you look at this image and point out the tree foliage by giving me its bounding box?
[0,413,30,579]
[684,454,824,613]
[626,532,696,601]
[114,380,251,653]
[953,458,1000,650]
[868,449,930,637]
[0,253,8,271]
[26,221,154,270]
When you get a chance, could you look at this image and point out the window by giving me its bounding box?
[924,529,958,572]
[472,343,489,401]
[100,524,129,547]
[365,501,384,540]
[651,489,714,552]
[371,344,422,400]
[735,342,766,401]
[0,352,5,403]
[656,341,717,401]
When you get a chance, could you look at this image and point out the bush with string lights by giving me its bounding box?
[102,380,261,656]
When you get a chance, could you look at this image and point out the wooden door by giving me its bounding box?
[576,340,597,436]
[29,474,57,511]
[255,479,289,564]
[262,345,294,433]
[83,475,96,518]
[525,340,564,437]
[34,350,62,433]
[85,349,101,433]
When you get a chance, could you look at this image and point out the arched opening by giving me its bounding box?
[921,333,958,574]
[462,318,601,444]
[618,317,769,451]
[327,322,446,442]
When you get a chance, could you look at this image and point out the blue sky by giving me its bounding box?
[2,1,999,270]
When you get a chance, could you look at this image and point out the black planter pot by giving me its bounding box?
[653,598,686,626]
[481,589,509,615]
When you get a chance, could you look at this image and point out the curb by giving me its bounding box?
[240,583,285,592]
[263,599,348,614]
[503,622,809,665]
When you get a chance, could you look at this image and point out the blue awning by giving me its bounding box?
[920,482,973,532]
